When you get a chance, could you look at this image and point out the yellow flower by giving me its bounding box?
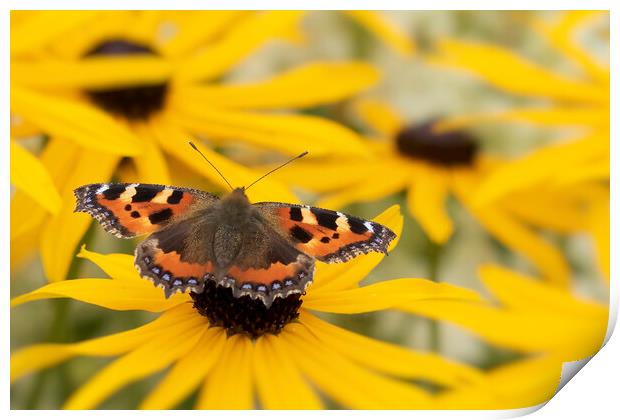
[427,11,609,202]
[10,10,380,282]
[10,206,487,409]
[267,99,583,287]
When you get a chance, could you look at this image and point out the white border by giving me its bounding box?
[4,1,617,418]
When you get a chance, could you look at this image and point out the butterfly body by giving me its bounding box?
[75,183,395,307]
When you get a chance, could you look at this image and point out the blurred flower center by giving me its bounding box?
[395,121,478,166]
[190,281,303,338]
[83,39,169,120]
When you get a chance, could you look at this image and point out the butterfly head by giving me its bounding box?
[225,187,250,202]
[219,187,252,224]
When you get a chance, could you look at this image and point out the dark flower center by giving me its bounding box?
[395,121,478,166]
[83,39,169,120]
[190,281,303,338]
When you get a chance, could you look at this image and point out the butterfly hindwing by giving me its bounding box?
[135,224,216,298]
[221,221,315,306]
[255,202,396,263]
[74,183,218,238]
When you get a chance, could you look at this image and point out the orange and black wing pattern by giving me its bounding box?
[74,183,218,238]
[255,203,396,263]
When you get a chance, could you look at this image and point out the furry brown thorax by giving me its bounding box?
[215,188,253,225]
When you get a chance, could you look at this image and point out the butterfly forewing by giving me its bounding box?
[254,202,396,263]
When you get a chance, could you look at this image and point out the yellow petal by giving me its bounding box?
[11,278,188,312]
[11,112,42,138]
[10,227,41,269]
[344,11,415,57]
[498,187,586,233]
[434,106,609,133]
[552,160,610,186]
[157,11,250,57]
[11,56,173,89]
[315,161,411,209]
[45,11,136,59]
[11,86,143,156]
[11,138,80,241]
[76,246,139,281]
[140,327,227,409]
[299,311,485,388]
[253,334,323,409]
[10,139,62,213]
[406,165,453,243]
[176,62,379,110]
[11,304,198,382]
[282,323,432,409]
[130,121,172,184]
[531,11,609,84]
[64,318,206,409]
[177,11,304,82]
[11,10,100,56]
[588,193,610,281]
[353,99,406,137]
[196,335,254,409]
[10,192,47,242]
[474,134,609,205]
[257,158,384,193]
[473,205,570,287]
[169,100,370,158]
[430,39,608,104]
[305,278,482,314]
[398,299,606,361]
[40,149,119,282]
[453,172,570,287]
[479,264,608,318]
[11,345,75,383]
[436,355,563,409]
[152,117,299,203]
[312,204,403,292]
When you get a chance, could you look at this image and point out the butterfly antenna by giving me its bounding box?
[188,141,234,191]
[245,151,308,191]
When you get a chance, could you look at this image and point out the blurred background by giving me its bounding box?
[10,10,609,409]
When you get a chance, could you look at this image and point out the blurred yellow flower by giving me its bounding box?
[428,11,609,202]
[269,99,586,287]
[11,206,488,409]
[10,10,380,282]
[401,263,608,409]
[426,10,609,284]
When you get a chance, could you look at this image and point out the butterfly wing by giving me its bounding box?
[220,219,315,306]
[74,183,218,238]
[254,202,396,263]
[135,208,314,305]
[134,216,217,298]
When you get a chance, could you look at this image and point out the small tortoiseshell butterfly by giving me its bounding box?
[74,145,395,307]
